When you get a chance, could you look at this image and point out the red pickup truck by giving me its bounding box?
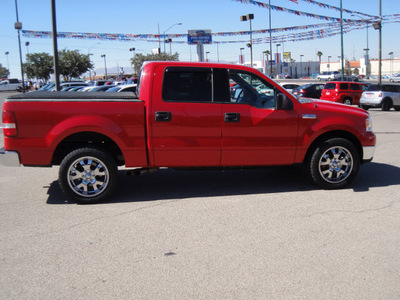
[1,61,376,203]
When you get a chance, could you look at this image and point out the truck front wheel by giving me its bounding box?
[59,147,118,204]
[308,138,360,189]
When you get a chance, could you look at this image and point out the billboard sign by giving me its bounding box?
[283,52,291,60]
[188,30,212,45]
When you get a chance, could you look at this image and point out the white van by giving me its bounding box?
[0,79,22,91]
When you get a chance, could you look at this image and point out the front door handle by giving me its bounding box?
[155,111,171,122]
[225,112,240,123]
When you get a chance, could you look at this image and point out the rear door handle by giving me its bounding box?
[155,111,171,122]
[225,112,240,123]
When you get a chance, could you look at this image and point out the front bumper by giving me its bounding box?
[0,148,20,167]
[363,146,375,162]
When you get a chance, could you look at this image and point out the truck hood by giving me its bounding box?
[297,97,369,118]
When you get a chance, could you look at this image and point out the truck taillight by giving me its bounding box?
[2,111,17,136]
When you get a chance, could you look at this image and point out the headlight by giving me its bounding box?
[365,117,373,132]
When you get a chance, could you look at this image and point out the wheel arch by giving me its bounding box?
[52,131,125,166]
[303,130,363,164]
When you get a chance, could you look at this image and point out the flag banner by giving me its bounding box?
[232,0,379,22]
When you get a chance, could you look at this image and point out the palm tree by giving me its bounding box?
[317,51,323,73]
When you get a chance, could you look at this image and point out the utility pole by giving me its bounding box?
[51,0,60,91]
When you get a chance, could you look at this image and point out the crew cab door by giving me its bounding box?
[221,69,299,166]
[150,66,223,166]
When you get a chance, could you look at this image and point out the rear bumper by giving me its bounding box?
[0,148,20,167]
[363,145,375,162]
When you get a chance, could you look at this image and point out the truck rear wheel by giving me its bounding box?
[308,138,360,189]
[59,147,118,204]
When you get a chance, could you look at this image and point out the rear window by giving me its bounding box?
[382,85,397,92]
[324,83,336,90]
[162,67,212,102]
[366,85,382,91]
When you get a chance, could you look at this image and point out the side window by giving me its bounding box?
[350,84,360,91]
[361,85,369,91]
[228,70,277,109]
[162,67,212,102]
[340,83,349,90]
[396,86,400,93]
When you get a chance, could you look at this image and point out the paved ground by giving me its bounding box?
[1,91,399,299]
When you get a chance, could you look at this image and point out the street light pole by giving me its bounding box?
[5,52,10,76]
[240,14,254,67]
[163,22,182,53]
[101,54,107,79]
[300,54,304,78]
[276,43,281,76]
[14,0,25,92]
[25,41,30,54]
[340,0,344,81]
[130,47,136,75]
[240,47,245,64]
[389,52,394,77]
[351,14,370,79]
[328,55,331,72]
[88,42,100,81]
[51,0,60,91]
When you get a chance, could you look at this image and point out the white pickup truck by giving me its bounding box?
[0,79,22,91]
[317,71,340,81]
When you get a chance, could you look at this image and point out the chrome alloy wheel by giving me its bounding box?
[318,146,353,184]
[67,156,109,197]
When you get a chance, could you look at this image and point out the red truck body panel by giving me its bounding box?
[2,61,375,171]
[3,99,148,166]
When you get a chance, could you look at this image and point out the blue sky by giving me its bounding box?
[1,0,399,78]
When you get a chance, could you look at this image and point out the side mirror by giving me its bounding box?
[276,93,293,110]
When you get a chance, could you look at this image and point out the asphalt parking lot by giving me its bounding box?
[1,90,399,299]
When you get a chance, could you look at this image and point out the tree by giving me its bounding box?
[0,63,9,78]
[317,51,323,73]
[24,52,53,82]
[58,49,94,81]
[131,52,179,76]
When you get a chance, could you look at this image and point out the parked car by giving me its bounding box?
[317,71,340,81]
[320,81,369,105]
[105,84,137,93]
[360,84,400,111]
[335,75,360,82]
[87,85,115,92]
[390,74,400,83]
[280,83,300,93]
[292,83,325,99]
[0,79,22,91]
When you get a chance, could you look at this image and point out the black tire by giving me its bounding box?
[307,138,360,189]
[381,98,392,111]
[59,147,118,204]
[343,98,352,105]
